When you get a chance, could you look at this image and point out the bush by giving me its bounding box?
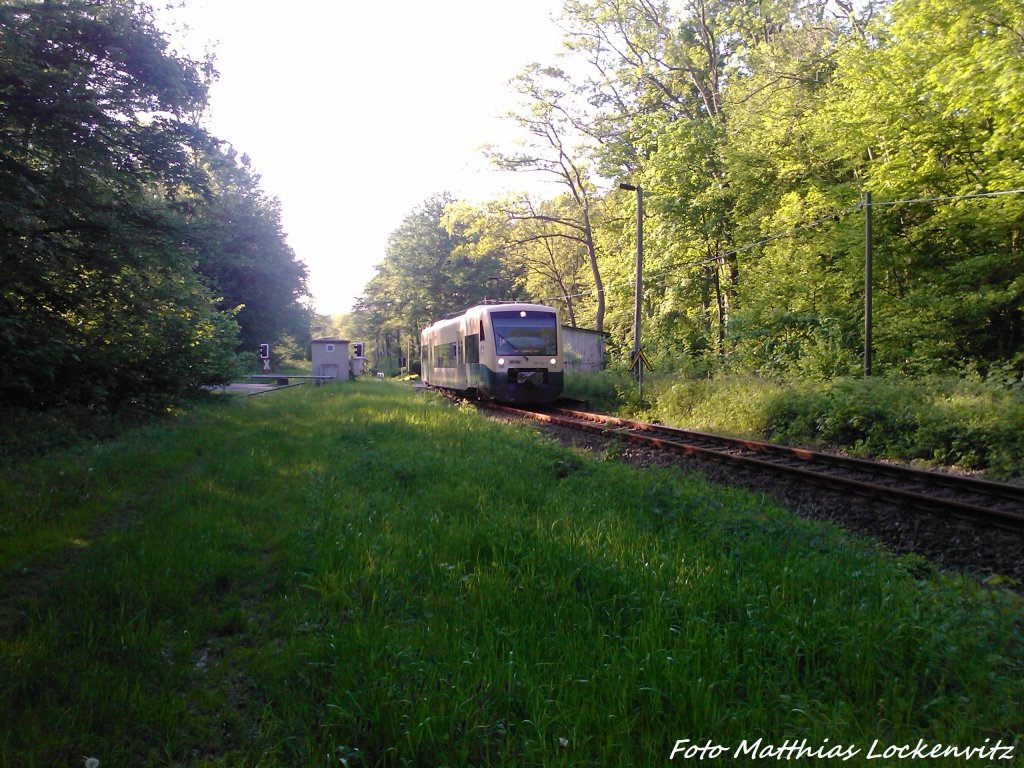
[563,368,635,411]
[575,367,1024,480]
[764,375,1024,478]
[648,374,788,437]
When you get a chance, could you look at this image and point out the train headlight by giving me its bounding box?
[497,357,506,367]
[550,358,557,366]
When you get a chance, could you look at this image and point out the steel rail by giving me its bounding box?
[487,403,1024,532]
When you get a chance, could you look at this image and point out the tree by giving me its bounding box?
[506,195,591,327]
[356,195,506,367]
[185,146,310,356]
[813,0,1024,373]
[488,63,607,331]
[559,0,741,352]
[0,0,244,409]
[712,0,867,377]
[444,196,591,326]
[1,1,312,413]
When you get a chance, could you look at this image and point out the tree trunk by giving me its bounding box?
[713,265,726,355]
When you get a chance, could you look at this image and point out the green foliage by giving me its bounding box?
[648,373,788,437]
[628,370,1024,479]
[186,147,310,353]
[563,367,636,412]
[765,375,1024,477]
[0,0,307,415]
[491,62,608,330]
[729,311,863,380]
[2,383,1022,765]
[355,194,507,366]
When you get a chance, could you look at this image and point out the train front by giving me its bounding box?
[481,305,563,404]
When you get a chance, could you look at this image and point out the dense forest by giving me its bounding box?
[354,0,1023,383]
[3,0,1021,433]
[0,0,309,417]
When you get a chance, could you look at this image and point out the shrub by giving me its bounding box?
[759,375,1023,478]
[565,366,1024,478]
[563,368,634,411]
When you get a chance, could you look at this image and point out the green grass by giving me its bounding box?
[568,370,1024,480]
[1,381,1022,766]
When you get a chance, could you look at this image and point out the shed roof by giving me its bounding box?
[562,325,610,337]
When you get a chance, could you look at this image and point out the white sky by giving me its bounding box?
[158,0,569,315]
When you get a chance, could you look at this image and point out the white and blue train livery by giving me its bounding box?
[420,303,563,404]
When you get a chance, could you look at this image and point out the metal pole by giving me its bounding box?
[634,185,644,385]
[620,183,643,384]
[864,190,872,377]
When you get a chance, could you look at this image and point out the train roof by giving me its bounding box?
[422,302,558,333]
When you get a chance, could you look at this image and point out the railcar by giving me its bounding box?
[420,303,563,404]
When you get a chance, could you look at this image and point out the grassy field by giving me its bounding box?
[1,381,1022,766]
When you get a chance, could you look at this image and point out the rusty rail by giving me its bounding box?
[487,403,1024,532]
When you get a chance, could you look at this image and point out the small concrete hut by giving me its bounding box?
[310,338,351,380]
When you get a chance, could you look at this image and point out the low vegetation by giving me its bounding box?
[564,370,1024,480]
[1,381,1021,766]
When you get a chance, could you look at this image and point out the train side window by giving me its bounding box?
[433,343,458,368]
[479,321,485,342]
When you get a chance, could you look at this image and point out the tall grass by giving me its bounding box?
[571,369,1024,479]
[1,381,1022,766]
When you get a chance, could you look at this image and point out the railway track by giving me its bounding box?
[487,403,1024,533]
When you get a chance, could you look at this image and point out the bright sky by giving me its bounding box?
[158,0,569,315]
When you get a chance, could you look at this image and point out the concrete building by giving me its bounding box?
[310,338,350,380]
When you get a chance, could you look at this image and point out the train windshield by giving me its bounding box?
[491,310,558,356]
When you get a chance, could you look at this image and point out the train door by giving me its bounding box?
[464,314,481,391]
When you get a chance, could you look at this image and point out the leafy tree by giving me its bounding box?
[714,0,868,377]
[506,195,592,327]
[356,195,506,366]
[0,0,241,408]
[813,0,1024,373]
[185,146,310,357]
[444,195,592,327]
[1,0,311,414]
[559,0,743,351]
[488,63,607,330]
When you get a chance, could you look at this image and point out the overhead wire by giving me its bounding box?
[866,188,1024,207]
[537,201,862,305]
[536,187,1024,307]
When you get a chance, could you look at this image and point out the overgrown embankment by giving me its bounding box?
[566,370,1024,480]
[1,381,1021,766]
